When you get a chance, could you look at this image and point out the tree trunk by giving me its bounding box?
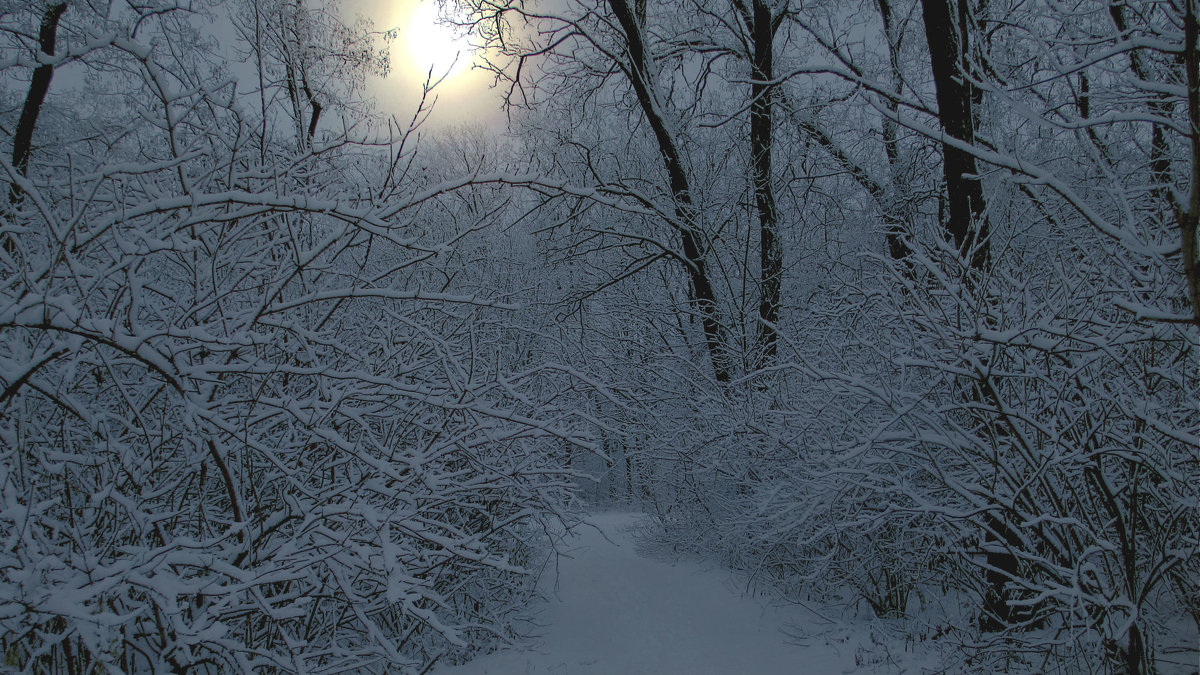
[744,0,782,370]
[609,0,732,382]
[921,0,989,270]
[924,0,1020,632]
[1177,0,1200,326]
[9,2,68,203]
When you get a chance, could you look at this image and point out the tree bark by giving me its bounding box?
[921,0,989,270]
[1177,0,1200,326]
[737,0,783,370]
[609,0,731,381]
[9,2,68,203]
[924,0,1019,632]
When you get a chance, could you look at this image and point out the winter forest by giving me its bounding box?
[0,0,1197,672]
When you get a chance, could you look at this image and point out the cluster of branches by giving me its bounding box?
[451,0,1200,671]
[0,1,588,672]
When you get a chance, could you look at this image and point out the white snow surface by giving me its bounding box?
[434,512,892,675]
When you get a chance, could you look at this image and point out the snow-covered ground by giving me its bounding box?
[434,512,918,675]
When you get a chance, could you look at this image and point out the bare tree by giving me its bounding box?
[920,0,989,270]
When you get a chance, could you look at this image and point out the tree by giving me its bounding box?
[231,0,392,151]
[7,1,66,204]
[726,0,786,367]
[921,0,988,269]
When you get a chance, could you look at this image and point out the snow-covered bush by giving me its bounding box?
[0,2,580,672]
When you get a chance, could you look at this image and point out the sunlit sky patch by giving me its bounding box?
[353,0,503,128]
[404,1,473,79]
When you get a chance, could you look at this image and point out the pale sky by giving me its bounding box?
[49,1,509,134]
[350,0,507,129]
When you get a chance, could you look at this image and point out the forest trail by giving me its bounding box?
[434,512,870,675]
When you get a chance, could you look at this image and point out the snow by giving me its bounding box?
[434,512,887,675]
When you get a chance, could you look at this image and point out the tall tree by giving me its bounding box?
[8,2,67,205]
[1175,0,1200,325]
[608,0,733,380]
[732,0,784,367]
[921,0,989,270]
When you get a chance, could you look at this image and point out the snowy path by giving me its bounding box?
[434,512,867,675]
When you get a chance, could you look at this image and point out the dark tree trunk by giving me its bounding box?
[921,0,989,270]
[9,2,68,203]
[1180,0,1200,325]
[924,0,1022,632]
[741,0,782,370]
[609,0,731,381]
[979,512,1032,631]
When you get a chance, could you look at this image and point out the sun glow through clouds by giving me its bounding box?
[404,1,473,81]
[357,0,504,126]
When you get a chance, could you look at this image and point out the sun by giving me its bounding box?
[405,1,474,81]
